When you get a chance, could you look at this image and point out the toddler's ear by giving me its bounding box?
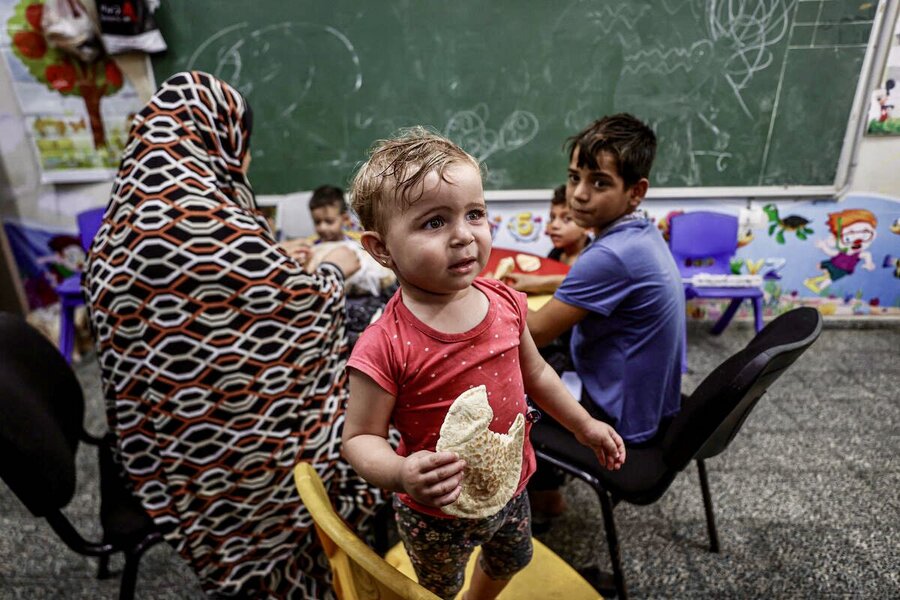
[360,231,392,267]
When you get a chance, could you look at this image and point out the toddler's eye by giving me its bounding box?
[424,217,444,229]
[467,209,486,221]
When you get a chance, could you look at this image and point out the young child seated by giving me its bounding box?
[526,114,685,523]
[505,184,591,294]
[528,113,685,444]
[342,127,625,600]
[308,184,357,243]
[280,184,393,296]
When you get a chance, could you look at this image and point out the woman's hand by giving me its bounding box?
[576,419,626,471]
[400,450,466,508]
[279,238,312,266]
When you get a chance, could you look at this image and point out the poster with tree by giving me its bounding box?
[1,0,144,182]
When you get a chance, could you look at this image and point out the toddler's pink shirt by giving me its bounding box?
[348,277,537,518]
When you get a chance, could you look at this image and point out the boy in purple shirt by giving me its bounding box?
[529,113,684,444]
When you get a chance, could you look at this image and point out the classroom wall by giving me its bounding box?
[2,28,899,319]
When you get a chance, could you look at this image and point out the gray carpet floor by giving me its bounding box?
[1,322,898,599]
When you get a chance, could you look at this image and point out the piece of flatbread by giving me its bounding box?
[515,253,541,272]
[494,256,516,280]
[436,385,525,519]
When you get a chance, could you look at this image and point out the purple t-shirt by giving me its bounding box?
[555,218,684,443]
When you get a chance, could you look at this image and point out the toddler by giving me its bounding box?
[342,127,624,600]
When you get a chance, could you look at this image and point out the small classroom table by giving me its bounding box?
[479,248,571,310]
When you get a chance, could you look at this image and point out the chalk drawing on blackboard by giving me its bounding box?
[615,0,793,185]
[186,21,362,108]
[444,104,539,187]
[709,0,793,118]
[579,2,651,34]
[622,41,715,77]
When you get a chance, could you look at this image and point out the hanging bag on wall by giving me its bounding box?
[41,0,103,63]
[96,0,167,55]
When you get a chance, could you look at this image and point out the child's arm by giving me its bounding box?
[505,273,566,295]
[343,369,467,507]
[816,237,839,257]
[518,325,625,470]
[526,297,588,348]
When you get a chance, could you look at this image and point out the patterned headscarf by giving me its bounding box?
[85,71,381,598]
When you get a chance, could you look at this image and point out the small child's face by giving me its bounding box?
[311,205,349,242]
[380,162,490,296]
[546,203,588,250]
[838,221,876,252]
[566,147,642,231]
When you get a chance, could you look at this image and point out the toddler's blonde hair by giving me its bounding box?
[350,126,480,235]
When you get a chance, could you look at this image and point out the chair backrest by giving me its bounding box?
[0,312,85,515]
[293,463,440,600]
[76,206,106,253]
[661,307,823,470]
[668,211,738,277]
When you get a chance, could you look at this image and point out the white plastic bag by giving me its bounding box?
[41,0,103,63]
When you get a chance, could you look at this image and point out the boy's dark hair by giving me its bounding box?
[309,185,347,213]
[551,184,567,206]
[567,113,656,188]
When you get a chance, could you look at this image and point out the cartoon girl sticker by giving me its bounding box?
[803,209,877,294]
[41,234,84,284]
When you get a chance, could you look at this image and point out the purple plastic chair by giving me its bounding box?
[55,206,106,363]
[669,211,763,364]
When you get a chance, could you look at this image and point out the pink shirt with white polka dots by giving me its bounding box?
[348,278,537,518]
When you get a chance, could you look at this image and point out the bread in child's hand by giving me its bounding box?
[515,253,541,272]
[435,385,525,519]
[494,256,516,280]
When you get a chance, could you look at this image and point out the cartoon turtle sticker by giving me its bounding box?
[763,203,814,244]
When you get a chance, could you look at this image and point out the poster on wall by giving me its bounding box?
[0,0,143,182]
[867,14,900,135]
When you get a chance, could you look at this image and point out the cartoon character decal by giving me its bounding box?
[763,203,814,244]
[803,209,877,294]
[40,234,84,284]
[506,211,542,243]
[883,255,900,279]
[882,218,900,279]
[488,214,502,240]
[656,210,684,242]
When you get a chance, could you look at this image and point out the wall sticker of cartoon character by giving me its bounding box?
[803,209,877,294]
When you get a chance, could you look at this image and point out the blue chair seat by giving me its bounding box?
[54,207,105,363]
[56,274,82,296]
[669,211,765,366]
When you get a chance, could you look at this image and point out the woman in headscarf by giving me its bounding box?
[84,71,382,598]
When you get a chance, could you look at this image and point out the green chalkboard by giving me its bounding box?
[152,0,878,194]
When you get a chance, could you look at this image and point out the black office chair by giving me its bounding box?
[532,307,823,599]
[0,312,164,600]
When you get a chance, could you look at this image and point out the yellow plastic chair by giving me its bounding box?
[294,462,601,600]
